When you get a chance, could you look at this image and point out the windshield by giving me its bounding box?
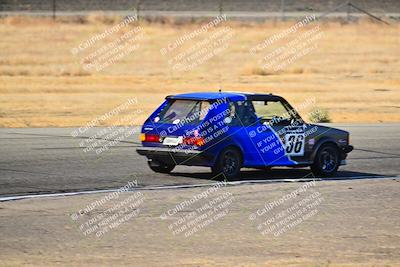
[156,99,211,124]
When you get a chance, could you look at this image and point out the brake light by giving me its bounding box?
[140,133,160,143]
[183,136,205,147]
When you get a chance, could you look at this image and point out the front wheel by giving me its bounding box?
[311,144,339,177]
[211,148,242,180]
[148,160,175,174]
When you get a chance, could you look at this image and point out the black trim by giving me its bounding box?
[245,94,283,101]
[136,147,213,166]
[342,145,354,154]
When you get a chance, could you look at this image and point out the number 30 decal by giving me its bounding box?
[285,134,305,156]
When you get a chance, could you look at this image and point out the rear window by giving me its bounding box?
[156,99,211,125]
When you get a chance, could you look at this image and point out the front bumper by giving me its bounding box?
[342,145,354,154]
[339,145,353,165]
[136,147,213,166]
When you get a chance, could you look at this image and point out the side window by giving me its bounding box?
[226,100,258,126]
[251,100,292,125]
[224,102,237,125]
[199,101,211,120]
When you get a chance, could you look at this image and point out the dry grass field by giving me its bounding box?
[0,15,399,127]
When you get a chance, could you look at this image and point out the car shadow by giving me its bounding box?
[170,168,390,182]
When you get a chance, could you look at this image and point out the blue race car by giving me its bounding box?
[136,92,353,179]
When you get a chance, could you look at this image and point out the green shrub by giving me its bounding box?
[308,107,331,123]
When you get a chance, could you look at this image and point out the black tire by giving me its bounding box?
[311,144,340,177]
[148,160,175,174]
[211,147,242,180]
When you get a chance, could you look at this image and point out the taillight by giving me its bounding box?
[140,133,160,143]
[183,136,205,147]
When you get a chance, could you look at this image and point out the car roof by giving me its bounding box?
[166,91,283,101]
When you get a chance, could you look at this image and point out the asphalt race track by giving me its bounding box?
[0,123,399,197]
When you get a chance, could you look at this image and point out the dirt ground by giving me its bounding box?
[0,177,399,266]
[0,17,399,127]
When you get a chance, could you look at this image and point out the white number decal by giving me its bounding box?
[285,134,305,156]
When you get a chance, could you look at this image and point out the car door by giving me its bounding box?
[225,99,293,167]
[246,97,309,166]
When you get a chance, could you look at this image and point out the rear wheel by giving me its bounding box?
[311,144,339,177]
[211,148,242,180]
[148,160,175,174]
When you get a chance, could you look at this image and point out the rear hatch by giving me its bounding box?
[140,99,212,150]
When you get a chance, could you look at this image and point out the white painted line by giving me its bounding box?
[0,179,314,202]
[0,189,119,202]
[0,175,398,202]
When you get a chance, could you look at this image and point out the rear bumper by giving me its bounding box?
[136,147,213,166]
